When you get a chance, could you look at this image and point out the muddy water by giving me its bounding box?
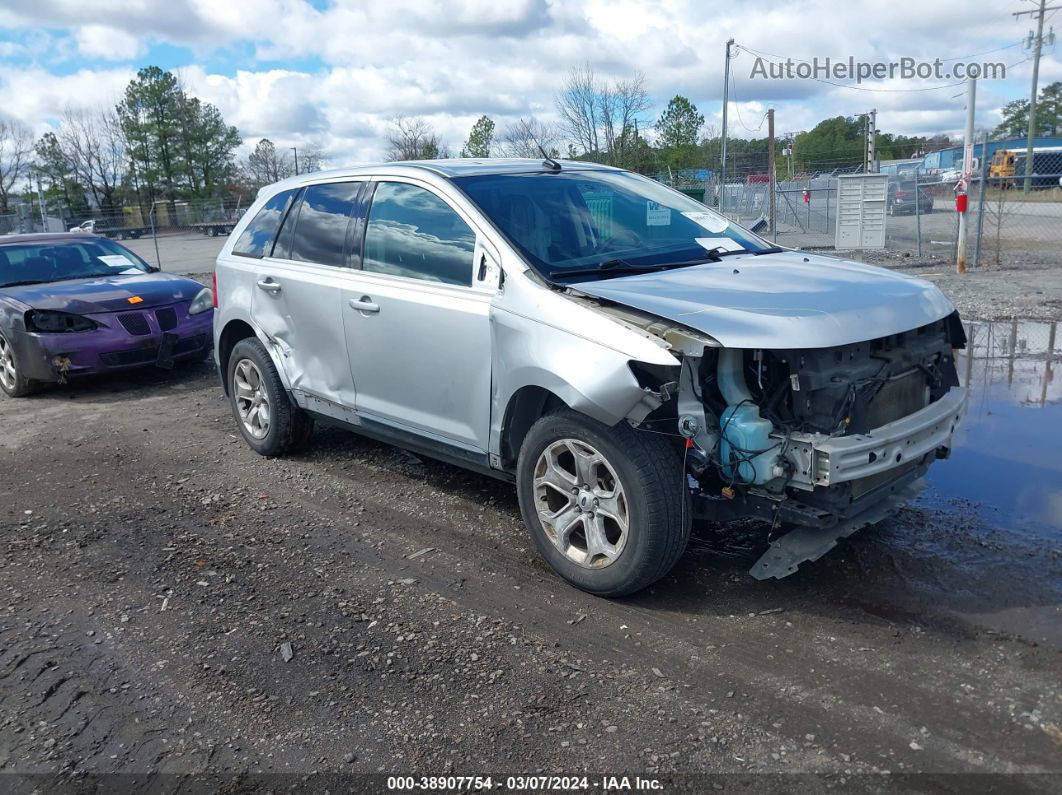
[887,318,1062,645]
[928,319,1062,543]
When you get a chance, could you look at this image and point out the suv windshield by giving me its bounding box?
[453,169,775,280]
[0,239,152,288]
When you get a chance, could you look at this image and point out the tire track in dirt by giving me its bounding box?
[1,365,1059,779]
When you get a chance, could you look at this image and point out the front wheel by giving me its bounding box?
[516,409,690,597]
[0,331,38,398]
[227,337,313,456]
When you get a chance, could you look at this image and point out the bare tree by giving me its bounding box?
[497,118,560,158]
[56,108,126,212]
[0,118,33,215]
[386,116,444,161]
[555,63,650,166]
[601,74,651,165]
[243,138,294,189]
[299,145,326,173]
[556,64,601,157]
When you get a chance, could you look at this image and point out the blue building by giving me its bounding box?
[922,136,1062,171]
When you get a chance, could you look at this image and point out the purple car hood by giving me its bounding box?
[1,272,202,315]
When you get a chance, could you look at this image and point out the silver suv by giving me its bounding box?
[214,159,966,596]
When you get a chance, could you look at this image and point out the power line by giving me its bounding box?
[729,69,769,133]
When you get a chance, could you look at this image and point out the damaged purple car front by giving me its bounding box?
[0,233,213,397]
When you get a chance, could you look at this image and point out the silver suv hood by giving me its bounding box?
[569,251,955,349]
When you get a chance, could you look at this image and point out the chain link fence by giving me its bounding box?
[5,149,1059,273]
[4,197,249,272]
[658,145,1062,267]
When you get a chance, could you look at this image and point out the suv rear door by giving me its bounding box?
[247,180,366,414]
[339,178,497,451]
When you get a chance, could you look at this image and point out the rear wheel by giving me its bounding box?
[0,331,38,398]
[516,409,690,597]
[227,337,313,456]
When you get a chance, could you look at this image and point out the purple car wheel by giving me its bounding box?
[0,331,34,398]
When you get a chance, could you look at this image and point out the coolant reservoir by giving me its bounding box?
[720,403,777,484]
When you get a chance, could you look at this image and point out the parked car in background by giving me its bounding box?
[214,159,966,597]
[887,179,935,215]
[0,233,213,397]
[937,168,963,184]
[69,217,149,240]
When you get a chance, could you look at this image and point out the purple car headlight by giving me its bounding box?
[25,310,99,333]
[188,287,213,316]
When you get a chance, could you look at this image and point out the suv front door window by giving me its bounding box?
[363,181,475,287]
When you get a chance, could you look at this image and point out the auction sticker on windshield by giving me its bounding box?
[646,200,671,226]
[98,254,138,268]
[682,211,728,233]
[695,237,744,252]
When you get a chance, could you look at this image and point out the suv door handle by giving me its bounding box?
[256,278,282,293]
[349,296,380,314]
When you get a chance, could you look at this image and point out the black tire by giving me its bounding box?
[0,331,39,398]
[516,408,690,597]
[226,337,313,456]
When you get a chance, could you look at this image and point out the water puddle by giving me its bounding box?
[925,318,1062,544]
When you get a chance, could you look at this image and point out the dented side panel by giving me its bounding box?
[250,258,357,408]
[490,307,647,432]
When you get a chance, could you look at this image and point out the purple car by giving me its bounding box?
[0,233,213,397]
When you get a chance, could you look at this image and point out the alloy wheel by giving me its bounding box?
[233,358,270,439]
[0,335,16,392]
[532,438,630,569]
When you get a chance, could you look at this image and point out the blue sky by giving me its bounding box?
[0,0,1057,163]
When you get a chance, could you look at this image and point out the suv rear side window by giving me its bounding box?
[232,189,297,258]
[363,182,475,287]
[286,182,362,267]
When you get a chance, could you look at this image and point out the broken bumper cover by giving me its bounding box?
[751,480,925,580]
[14,307,213,382]
[779,387,966,490]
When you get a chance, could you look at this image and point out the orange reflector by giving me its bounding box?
[685,438,694,448]
[128,296,143,304]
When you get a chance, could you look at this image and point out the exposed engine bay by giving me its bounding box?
[623,309,968,579]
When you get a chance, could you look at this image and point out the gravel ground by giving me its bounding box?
[0,360,1059,790]
[850,250,1062,322]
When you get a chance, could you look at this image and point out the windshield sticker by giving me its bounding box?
[695,237,744,252]
[646,201,672,226]
[98,254,137,268]
[682,211,729,233]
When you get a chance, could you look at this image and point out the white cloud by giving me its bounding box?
[0,0,1053,162]
[75,24,145,60]
[0,67,134,131]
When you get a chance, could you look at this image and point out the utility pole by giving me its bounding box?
[291,147,299,176]
[720,38,734,215]
[865,109,877,172]
[1014,0,1058,192]
[767,109,777,241]
[956,77,977,273]
[34,171,46,230]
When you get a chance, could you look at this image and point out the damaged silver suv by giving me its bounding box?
[214,159,966,596]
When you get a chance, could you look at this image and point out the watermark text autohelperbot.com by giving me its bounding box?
[749,56,1005,83]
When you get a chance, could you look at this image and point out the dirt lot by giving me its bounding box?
[1,259,1061,790]
[1,344,1059,790]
